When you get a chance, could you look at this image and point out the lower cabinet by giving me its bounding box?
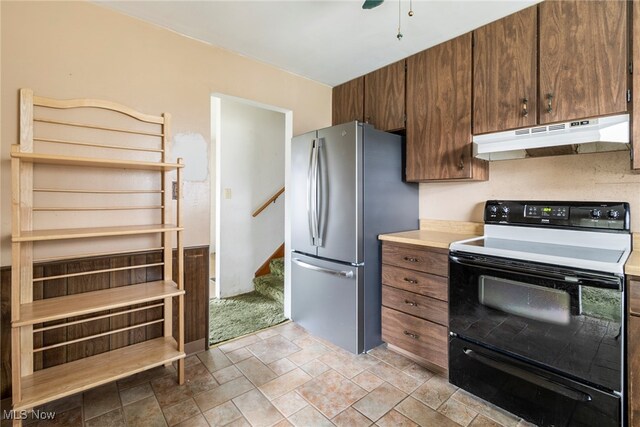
[381,242,449,372]
[629,279,640,425]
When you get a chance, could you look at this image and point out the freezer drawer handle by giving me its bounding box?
[292,258,354,278]
[404,300,418,307]
[403,256,420,263]
[403,330,419,340]
[462,348,592,402]
[403,278,418,284]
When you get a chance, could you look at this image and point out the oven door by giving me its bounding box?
[449,251,623,393]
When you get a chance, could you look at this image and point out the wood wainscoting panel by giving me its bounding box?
[0,245,209,400]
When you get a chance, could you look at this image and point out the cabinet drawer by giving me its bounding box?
[382,264,448,301]
[381,306,448,369]
[382,285,448,326]
[382,243,448,277]
[630,280,640,317]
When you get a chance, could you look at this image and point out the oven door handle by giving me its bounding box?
[449,254,622,290]
[463,348,592,402]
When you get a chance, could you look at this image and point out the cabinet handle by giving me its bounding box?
[403,330,419,340]
[403,277,418,284]
[521,98,528,117]
[546,93,554,113]
[404,299,418,307]
[458,155,464,170]
[403,256,419,263]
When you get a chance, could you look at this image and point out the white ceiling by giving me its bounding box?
[96,0,540,87]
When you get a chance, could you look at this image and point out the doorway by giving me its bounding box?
[209,94,292,345]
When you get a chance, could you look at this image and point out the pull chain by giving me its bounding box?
[397,0,403,40]
[408,0,414,16]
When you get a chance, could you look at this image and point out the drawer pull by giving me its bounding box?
[403,330,419,340]
[403,278,418,284]
[403,256,420,263]
[404,299,418,307]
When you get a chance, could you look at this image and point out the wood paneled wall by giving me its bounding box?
[0,246,209,400]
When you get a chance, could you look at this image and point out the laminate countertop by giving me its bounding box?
[381,223,640,277]
[378,220,483,250]
[626,251,640,277]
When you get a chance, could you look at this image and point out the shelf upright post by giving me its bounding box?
[11,145,23,410]
[19,91,35,361]
[161,113,173,358]
[177,157,185,384]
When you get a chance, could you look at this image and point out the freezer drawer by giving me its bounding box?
[291,253,363,354]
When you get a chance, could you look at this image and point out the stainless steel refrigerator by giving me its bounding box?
[291,121,418,354]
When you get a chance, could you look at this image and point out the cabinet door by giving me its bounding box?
[539,0,628,124]
[473,6,537,134]
[406,33,487,181]
[630,314,640,426]
[364,60,406,132]
[332,77,364,125]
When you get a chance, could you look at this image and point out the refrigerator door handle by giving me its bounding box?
[307,140,318,245]
[315,138,324,246]
[292,258,354,278]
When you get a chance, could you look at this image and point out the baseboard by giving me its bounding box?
[386,343,448,377]
[185,339,206,355]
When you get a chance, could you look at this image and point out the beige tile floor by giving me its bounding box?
[2,322,537,427]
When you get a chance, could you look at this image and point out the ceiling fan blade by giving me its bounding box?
[362,0,384,9]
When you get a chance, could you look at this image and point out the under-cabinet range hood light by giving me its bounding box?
[473,114,630,161]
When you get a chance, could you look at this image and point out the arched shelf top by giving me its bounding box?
[32,92,164,124]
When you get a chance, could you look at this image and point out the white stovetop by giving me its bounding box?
[450,225,631,275]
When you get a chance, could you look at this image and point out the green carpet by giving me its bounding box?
[209,258,286,345]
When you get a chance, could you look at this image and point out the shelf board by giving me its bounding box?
[11,152,183,171]
[13,224,182,242]
[15,337,184,411]
[16,280,184,326]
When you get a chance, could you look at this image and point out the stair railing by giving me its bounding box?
[252,186,285,218]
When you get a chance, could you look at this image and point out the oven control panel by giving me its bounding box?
[484,200,630,231]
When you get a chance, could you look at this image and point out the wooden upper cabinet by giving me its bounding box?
[332,77,364,125]
[406,33,488,181]
[364,60,406,132]
[539,0,628,124]
[473,7,537,134]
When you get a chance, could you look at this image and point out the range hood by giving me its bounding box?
[473,114,630,161]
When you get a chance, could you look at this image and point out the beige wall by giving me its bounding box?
[420,151,640,231]
[0,1,331,265]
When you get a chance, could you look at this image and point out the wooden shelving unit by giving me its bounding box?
[10,89,185,425]
[13,224,182,242]
[16,337,183,411]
